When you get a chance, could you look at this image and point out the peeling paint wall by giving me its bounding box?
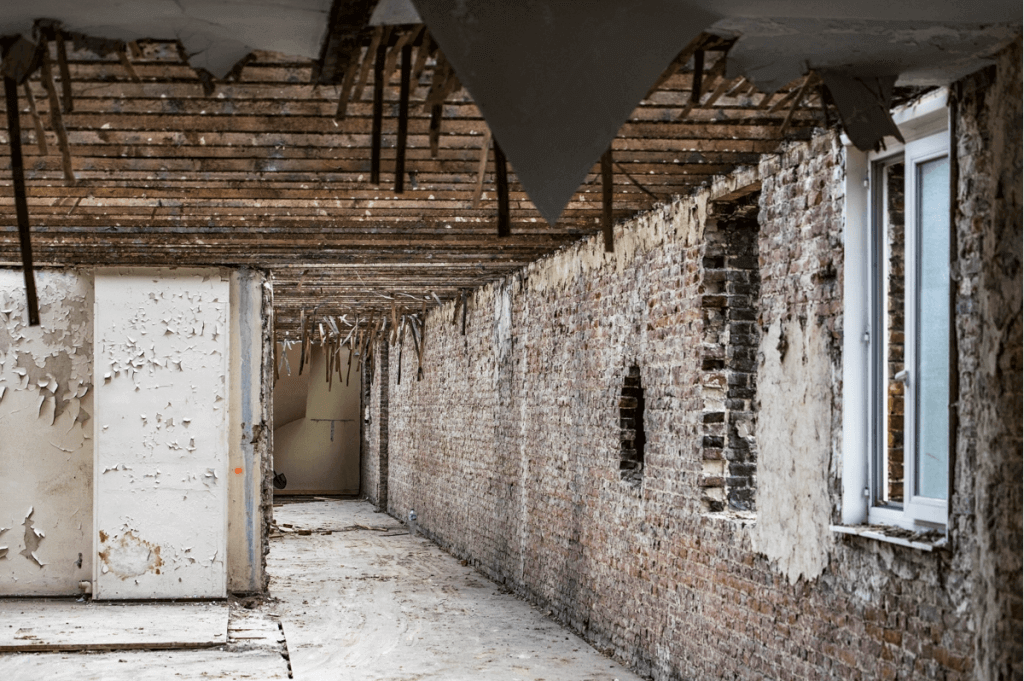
[93,268,230,599]
[0,270,93,595]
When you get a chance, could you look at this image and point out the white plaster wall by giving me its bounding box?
[273,345,360,494]
[93,268,230,599]
[0,270,93,595]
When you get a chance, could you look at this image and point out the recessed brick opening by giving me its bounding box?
[619,365,646,485]
[700,192,761,512]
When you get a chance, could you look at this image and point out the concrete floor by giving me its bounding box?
[1,499,643,681]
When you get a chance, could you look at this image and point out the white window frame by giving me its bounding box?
[841,88,951,532]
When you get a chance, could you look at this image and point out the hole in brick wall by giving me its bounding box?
[701,191,761,513]
[619,365,646,486]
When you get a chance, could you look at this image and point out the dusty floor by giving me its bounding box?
[1,499,643,680]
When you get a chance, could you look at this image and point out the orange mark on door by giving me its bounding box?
[234,467,243,474]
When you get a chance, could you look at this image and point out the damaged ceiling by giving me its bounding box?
[0,1,1017,333]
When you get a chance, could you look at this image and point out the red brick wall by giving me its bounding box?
[369,49,1020,680]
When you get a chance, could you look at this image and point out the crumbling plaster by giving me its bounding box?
[750,317,833,583]
[0,0,332,77]
[0,269,93,595]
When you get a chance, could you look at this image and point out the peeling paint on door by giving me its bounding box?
[93,268,230,599]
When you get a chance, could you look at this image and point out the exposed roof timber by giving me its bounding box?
[408,0,1018,222]
[315,0,377,85]
[0,22,995,333]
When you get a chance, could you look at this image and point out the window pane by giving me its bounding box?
[883,162,905,504]
[916,156,950,500]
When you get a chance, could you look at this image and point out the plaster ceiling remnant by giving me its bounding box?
[410,0,720,225]
[409,0,1018,220]
[369,0,422,27]
[0,0,333,77]
[816,71,903,152]
[715,17,1021,94]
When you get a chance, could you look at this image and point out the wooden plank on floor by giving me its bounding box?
[0,600,228,652]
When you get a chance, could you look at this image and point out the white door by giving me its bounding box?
[93,269,229,599]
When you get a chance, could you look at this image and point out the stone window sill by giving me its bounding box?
[830,524,947,551]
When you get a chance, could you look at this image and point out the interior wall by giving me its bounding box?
[0,270,93,595]
[273,343,360,494]
[377,50,1021,681]
[93,268,230,599]
[1,266,272,597]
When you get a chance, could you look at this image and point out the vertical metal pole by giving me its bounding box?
[370,36,386,185]
[4,76,40,326]
[394,42,412,193]
[493,138,510,237]
[601,147,614,252]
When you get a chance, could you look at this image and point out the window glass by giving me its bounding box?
[915,156,950,500]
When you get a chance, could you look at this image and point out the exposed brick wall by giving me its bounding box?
[700,194,761,512]
[951,37,1023,681]
[370,49,1020,681]
[360,343,388,509]
[884,163,906,503]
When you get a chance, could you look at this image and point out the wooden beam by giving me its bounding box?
[601,147,613,252]
[117,45,141,82]
[4,76,40,326]
[333,56,360,121]
[471,128,491,208]
[644,32,707,100]
[38,45,75,185]
[411,31,432,81]
[315,0,377,85]
[382,28,418,87]
[779,73,814,135]
[21,82,47,156]
[353,26,385,101]
[429,103,442,157]
[690,50,704,104]
[394,42,412,193]
[370,35,386,185]
[54,31,73,113]
[493,137,510,238]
